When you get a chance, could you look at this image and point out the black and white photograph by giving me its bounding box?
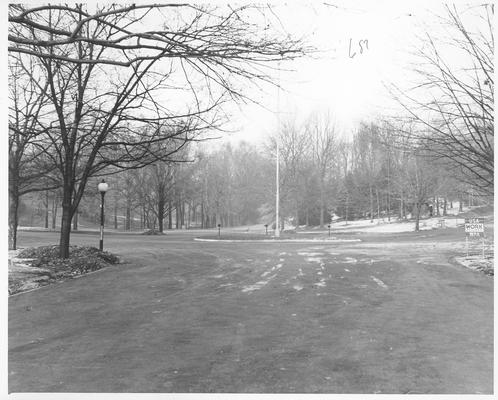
[6,1,494,396]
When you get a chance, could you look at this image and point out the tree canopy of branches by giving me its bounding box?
[392,4,493,195]
[8,4,308,255]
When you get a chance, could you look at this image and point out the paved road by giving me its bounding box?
[9,228,493,393]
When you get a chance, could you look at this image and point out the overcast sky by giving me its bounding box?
[218,0,485,146]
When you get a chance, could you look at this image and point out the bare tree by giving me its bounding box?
[269,117,311,230]
[9,4,308,257]
[391,4,493,195]
[152,162,177,233]
[354,123,384,222]
[8,54,57,249]
[401,151,438,231]
[306,111,337,228]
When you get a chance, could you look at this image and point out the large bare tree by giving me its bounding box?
[9,4,308,257]
[8,54,58,249]
[391,4,493,195]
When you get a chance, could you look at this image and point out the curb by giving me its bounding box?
[194,238,362,243]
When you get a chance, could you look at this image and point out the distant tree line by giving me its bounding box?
[19,114,483,236]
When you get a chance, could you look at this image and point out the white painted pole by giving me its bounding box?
[276,137,280,237]
[275,61,281,238]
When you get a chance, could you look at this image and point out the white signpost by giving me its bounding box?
[464,218,485,257]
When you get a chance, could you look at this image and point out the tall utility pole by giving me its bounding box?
[275,60,281,237]
[276,134,280,237]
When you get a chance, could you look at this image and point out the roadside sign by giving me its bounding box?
[464,218,485,238]
[464,218,485,258]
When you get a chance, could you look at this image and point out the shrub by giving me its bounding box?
[142,229,164,235]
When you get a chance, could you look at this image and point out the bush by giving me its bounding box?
[142,229,164,235]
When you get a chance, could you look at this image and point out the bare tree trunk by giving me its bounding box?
[168,200,173,229]
[187,203,191,229]
[72,210,78,231]
[305,208,309,226]
[181,202,185,228]
[443,198,447,216]
[158,198,164,233]
[59,208,72,258]
[8,188,19,250]
[369,184,374,222]
[52,195,58,229]
[295,199,300,230]
[200,201,204,229]
[387,192,391,222]
[145,210,150,229]
[319,186,325,228]
[399,191,403,219]
[44,190,49,229]
[125,202,131,230]
[59,182,74,258]
[345,192,349,225]
[114,198,118,229]
[400,191,407,220]
[414,203,421,231]
[175,203,180,229]
[376,188,380,220]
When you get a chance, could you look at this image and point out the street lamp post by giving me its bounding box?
[98,179,109,250]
